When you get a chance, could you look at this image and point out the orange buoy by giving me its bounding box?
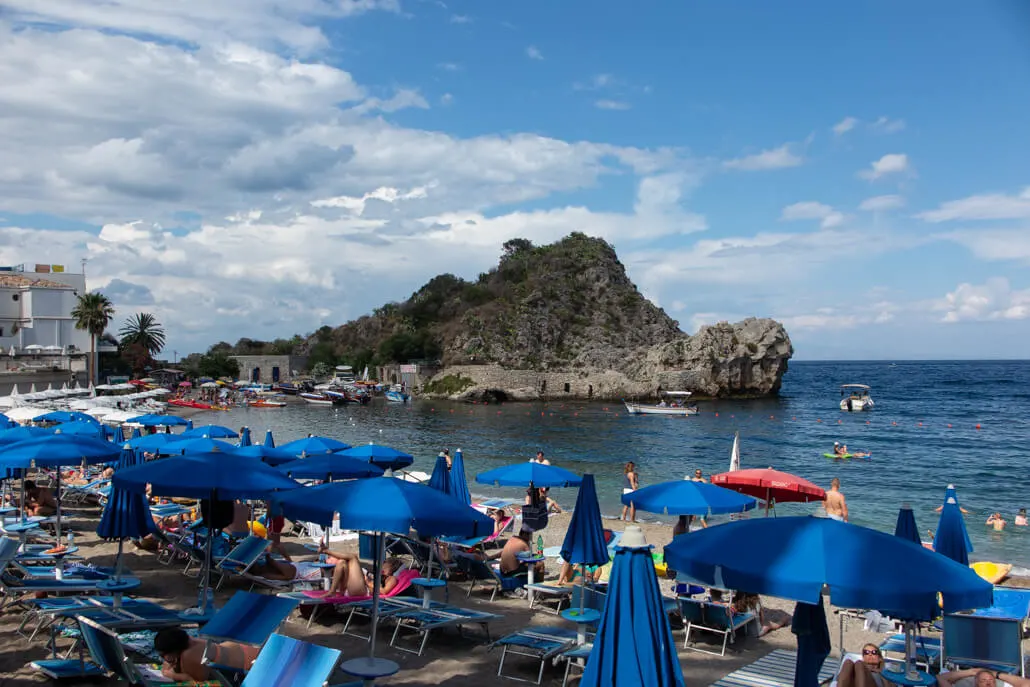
[975,424,981,430]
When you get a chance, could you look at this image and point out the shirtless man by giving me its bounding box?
[938,667,1030,687]
[22,480,57,516]
[986,512,1006,531]
[824,478,848,522]
[154,627,258,682]
[499,528,545,578]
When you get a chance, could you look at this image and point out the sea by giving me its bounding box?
[211,360,1030,569]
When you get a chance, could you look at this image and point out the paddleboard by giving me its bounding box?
[971,561,1012,584]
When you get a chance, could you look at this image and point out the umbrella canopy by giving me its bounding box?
[97,447,155,541]
[262,429,275,448]
[711,468,825,503]
[110,425,125,445]
[448,448,471,505]
[51,422,105,437]
[130,427,142,439]
[181,424,239,439]
[934,498,972,565]
[159,437,238,455]
[128,413,189,427]
[113,450,301,500]
[279,436,351,456]
[238,427,252,447]
[0,434,120,468]
[427,453,451,494]
[277,453,384,481]
[276,477,493,537]
[895,505,921,545]
[0,414,13,430]
[476,461,582,488]
[34,410,100,425]
[621,480,757,516]
[235,445,301,467]
[126,433,174,451]
[664,516,993,620]
[938,485,973,552]
[560,474,609,567]
[580,528,685,687]
[0,426,54,445]
[340,443,414,471]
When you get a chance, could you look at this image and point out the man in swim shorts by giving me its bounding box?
[824,478,848,522]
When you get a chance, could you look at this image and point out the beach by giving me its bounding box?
[1,505,901,686]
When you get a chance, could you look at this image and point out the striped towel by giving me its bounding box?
[710,649,838,687]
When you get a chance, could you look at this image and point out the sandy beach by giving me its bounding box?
[0,502,908,687]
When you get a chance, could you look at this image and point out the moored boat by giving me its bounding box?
[384,389,409,403]
[839,384,874,411]
[300,392,340,406]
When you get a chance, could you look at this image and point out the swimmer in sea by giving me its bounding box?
[986,512,1006,531]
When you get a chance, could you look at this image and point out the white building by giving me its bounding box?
[0,264,92,359]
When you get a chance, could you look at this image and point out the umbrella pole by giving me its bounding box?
[201,489,214,611]
[904,621,917,679]
[369,531,385,659]
[55,469,62,542]
[424,538,435,609]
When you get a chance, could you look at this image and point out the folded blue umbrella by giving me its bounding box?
[448,449,471,505]
[580,539,685,687]
[238,426,252,447]
[97,447,154,541]
[279,436,350,456]
[127,413,189,427]
[110,425,125,445]
[934,499,972,565]
[427,454,451,494]
[339,443,414,471]
[34,410,100,425]
[793,601,831,687]
[476,461,582,488]
[622,479,757,516]
[277,453,384,481]
[894,505,921,545]
[665,516,992,620]
[129,427,142,440]
[561,474,609,567]
[262,429,275,448]
[181,424,239,439]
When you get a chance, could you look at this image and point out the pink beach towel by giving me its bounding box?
[301,569,420,603]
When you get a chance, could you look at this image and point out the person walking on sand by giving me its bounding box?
[824,478,848,522]
[620,462,639,522]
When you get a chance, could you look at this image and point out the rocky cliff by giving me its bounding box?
[302,233,793,400]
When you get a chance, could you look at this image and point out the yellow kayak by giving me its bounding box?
[971,561,1012,584]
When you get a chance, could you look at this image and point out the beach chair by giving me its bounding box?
[457,555,527,601]
[242,633,362,687]
[559,643,592,687]
[490,626,578,684]
[199,591,301,680]
[525,581,572,614]
[281,569,421,631]
[710,648,839,687]
[679,596,757,656]
[388,602,502,655]
[213,535,271,589]
[942,612,1025,676]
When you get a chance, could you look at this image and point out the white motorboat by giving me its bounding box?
[624,391,699,416]
[839,384,874,411]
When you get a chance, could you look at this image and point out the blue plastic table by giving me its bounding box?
[516,554,545,604]
[341,656,399,686]
[411,577,447,609]
[881,667,936,686]
[95,578,141,593]
[561,608,600,644]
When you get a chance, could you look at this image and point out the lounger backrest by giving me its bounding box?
[76,615,138,682]
[703,603,737,628]
[678,597,706,625]
[222,536,270,567]
[943,613,1024,670]
[201,591,301,645]
[241,633,341,687]
[989,588,1030,620]
[0,536,20,569]
[484,517,514,542]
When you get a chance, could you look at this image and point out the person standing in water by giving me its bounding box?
[824,478,848,522]
[620,462,639,522]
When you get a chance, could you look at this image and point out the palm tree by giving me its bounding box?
[119,313,166,356]
[72,292,115,385]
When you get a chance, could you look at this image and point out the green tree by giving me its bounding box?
[119,313,166,356]
[310,362,332,380]
[72,292,115,384]
[198,352,240,379]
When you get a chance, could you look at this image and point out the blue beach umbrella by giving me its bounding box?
[160,437,237,455]
[665,516,992,620]
[262,429,275,448]
[277,454,384,481]
[894,504,921,546]
[427,453,451,494]
[129,427,142,440]
[238,427,252,447]
[0,414,14,430]
[128,413,189,427]
[448,448,471,506]
[51,422,104,437]
[110,425,125,445]
[934,497,972,565]
[476,461,582,488]
[97,446,155,583]
[235,445,301,467]
[0,426,54,445]
[34,410,100,425]
[340,443,414,471]
[181,424,239,439]
[621,479,757,516]
[185,419,193,430]
[937,485,973,552]
[561,474,609,567]
[280,436,351,457]
[126,433,174,452]
[579,529,685,687]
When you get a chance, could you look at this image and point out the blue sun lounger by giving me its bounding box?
[490,626,579,684]
[388,602,503,655]
[199,591,301,680]
[213,535,271,589]
[242,633,363,687]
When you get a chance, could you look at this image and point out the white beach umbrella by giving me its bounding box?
[0,397,15,409]
[29,383,37,394]
[729,431,741,472]
[10,385,18,397]
[5,406,45,422]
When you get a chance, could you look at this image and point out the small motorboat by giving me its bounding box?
[840,384,874,411]
[248,398,286,408]
[300,392,340,406]
[384,389,409,403]
[624,391,699,416]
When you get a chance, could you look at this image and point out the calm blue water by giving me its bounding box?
[210,361,1030,567]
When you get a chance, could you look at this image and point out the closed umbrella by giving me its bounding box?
[937,485,973,553]
[447,448,471,505]
[894,504,921,546]
[238,427,252,448]
[280,436,350,456]
[560,474,609,616]
[262,429,275,448]
[621,479,757,516]
[934,497,972,565]
[110,425,125,445]
[277,478,492,678]
[729,431,741,472]
[579,526,685,687]
[97,445,155,588]
[792,601,832,687]
[427,453,451,494]
[339,443,414,471]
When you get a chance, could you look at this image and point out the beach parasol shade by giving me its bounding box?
[34,410,100,425]
[0,426,53,445]
[664,516,992,620]
[113,450,300,501]
[277,453,384,481]
[476,461,582,488]
[622,479,757,516]
[159,437,238,455]
[181,424,239,439]
[235,445,302,467]
[128,413,189,427]
[51,422,105,437]
[279,436,351,456]
[711,468,825,503]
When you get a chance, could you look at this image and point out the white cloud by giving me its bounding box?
[938,229,1030,265]
[917,187,1030,222]
[859,194,905,212]
[869,116,906,134]
[526,45,543,60]
[437,62,461,72]
[722,144,803,171]
[450,14,471,23]
[780,201,844,228]
[832,117,858,136]
[857,153,911,180]
[937,278,1030,323]
[439,92,454,106]
[595,99,631,111]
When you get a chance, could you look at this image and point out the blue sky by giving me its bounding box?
[0,1,1028,359]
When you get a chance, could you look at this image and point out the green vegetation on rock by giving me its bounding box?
[422,374,475,395]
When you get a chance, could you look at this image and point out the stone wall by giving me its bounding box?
[230,355,307,384]
[424,364,652,401]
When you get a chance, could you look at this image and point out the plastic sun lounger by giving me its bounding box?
[18,596,156,642]
[241,633,362,687]
[199,591,301,680]
[879,632,941,672]
[388,603,503,655]
[679,597,757,656]
[710,648,839,687]
[214,535,271,590]
[490,626,579,685]
[457,555,527,601]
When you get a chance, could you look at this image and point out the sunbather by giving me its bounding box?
[837,643,886,687]
[499,528,545,578]
[937,668,1030,687]
[491,509,509,536]
[62,466,114,485]
[244,554,322,584]
[731,592,790,636]
[315,546,403,596]
[154,627,259,682]
[22,481,57,516]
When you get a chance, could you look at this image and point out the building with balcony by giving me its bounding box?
[0,264,91,366]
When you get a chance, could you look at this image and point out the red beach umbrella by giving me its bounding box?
[711,468,825,516]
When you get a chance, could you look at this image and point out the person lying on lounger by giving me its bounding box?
[310,546,402,596]
[937,668,1030,687]
[154,627,259,682]
[22,480,57,516]
[837,643,886,687]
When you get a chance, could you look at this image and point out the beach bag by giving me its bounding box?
[521,503,548,532]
